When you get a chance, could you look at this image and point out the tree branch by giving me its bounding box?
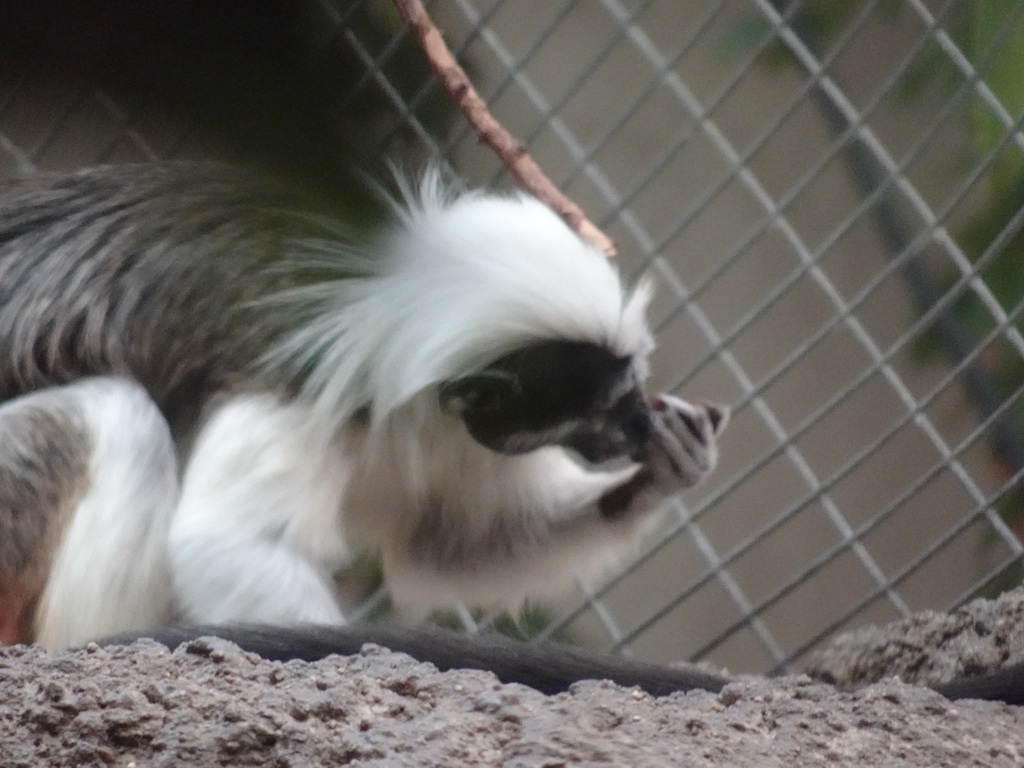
[391,0,617,257]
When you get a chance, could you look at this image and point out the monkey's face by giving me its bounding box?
[441,340,654,462]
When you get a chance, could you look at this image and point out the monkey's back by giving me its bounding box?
[0,163,351,435]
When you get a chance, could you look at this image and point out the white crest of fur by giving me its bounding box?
[268,172,654,436]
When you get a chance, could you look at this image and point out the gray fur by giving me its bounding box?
[0,162,358,438]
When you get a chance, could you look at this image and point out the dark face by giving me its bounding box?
[440,340,652,463]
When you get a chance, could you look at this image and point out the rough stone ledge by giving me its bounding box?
[1,585,1022,767]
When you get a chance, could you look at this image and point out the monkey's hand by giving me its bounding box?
[646,394,728,490]
[599,395,728,521]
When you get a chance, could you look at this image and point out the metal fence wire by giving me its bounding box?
[1,0,1023,674]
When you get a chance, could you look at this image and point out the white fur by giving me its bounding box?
[35,377,179,649]
[266,179,655,438]
[352,432,658,613]
[170,392,662,624]
[170,395,350,624]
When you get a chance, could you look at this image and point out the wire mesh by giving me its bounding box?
[0,0,1021,674]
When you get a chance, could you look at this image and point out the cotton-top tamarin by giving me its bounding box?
[0,163,726,651]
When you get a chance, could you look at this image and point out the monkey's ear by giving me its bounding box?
[441,370,519,415]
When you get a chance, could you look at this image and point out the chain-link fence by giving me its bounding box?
[2,0,1022,675]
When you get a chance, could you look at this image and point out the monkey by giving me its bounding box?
[0,161,728,651]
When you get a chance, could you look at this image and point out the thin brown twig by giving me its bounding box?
[391,0,617,257]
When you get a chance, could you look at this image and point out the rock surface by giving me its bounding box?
[806,586,1024,689]
[1,588,1023,767]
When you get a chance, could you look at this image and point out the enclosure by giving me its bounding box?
[0,0,1021,676]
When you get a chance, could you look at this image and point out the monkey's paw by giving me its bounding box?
[644,394,729,493]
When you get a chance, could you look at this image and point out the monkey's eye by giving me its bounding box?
[441,371,518,415]
[462,383,506,413]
